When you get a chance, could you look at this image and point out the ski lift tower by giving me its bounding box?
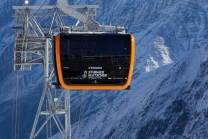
[12,0,126,138]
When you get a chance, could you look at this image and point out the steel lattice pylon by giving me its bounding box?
[12,2,126,139]
[12,5,100,139]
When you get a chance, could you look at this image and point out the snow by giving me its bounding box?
[1,0,208,138]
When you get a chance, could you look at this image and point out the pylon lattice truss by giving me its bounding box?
[12,1,127,138]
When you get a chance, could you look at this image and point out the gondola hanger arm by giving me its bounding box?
[57,0,99,30]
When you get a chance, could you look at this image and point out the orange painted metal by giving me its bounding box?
[55,34,135,90]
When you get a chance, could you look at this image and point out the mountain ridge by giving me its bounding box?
[1,0,208,138]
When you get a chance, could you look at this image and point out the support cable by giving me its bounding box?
[78,90,86,138]
[81,90,86,129]
[77,92,82,138]
[11,72,17,139]
[33,0,48,15]
[56,8,65,27]
[28,11,45,36]
[65,90,71,139]
[27,0,48,26]
[74,91,81,124]
[48,12,56,35]
[38,4,57,24]
[12,0,207,138]
[14,71,19,139]
[17,72,22,139]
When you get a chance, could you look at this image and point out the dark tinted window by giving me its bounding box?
[58,34,131,85]
[60,34,130,57]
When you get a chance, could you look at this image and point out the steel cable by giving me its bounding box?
[17,71,23,139]
[33,0,48,15]
[78,90,85,138]
[80,90,86,130]
[37,4,57,24]
[14,71,19,139]
[9,0,208,138]
[74,91,81,124]
[11,72,17,139]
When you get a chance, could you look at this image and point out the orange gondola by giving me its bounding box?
[54,33,135,90]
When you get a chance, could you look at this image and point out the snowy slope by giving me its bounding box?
[67,45,208,139]
[1,0,208,139]
[68,0,208,138]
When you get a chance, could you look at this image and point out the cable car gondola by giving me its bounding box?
[54,33,135,90]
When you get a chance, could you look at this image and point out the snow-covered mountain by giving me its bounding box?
[1,0,208,139]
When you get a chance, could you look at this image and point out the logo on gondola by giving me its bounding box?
[88,67,102,70]
[82,70,88,79]
[82,70,107,79]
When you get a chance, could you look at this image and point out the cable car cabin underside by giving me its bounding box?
[54,33,135,90]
